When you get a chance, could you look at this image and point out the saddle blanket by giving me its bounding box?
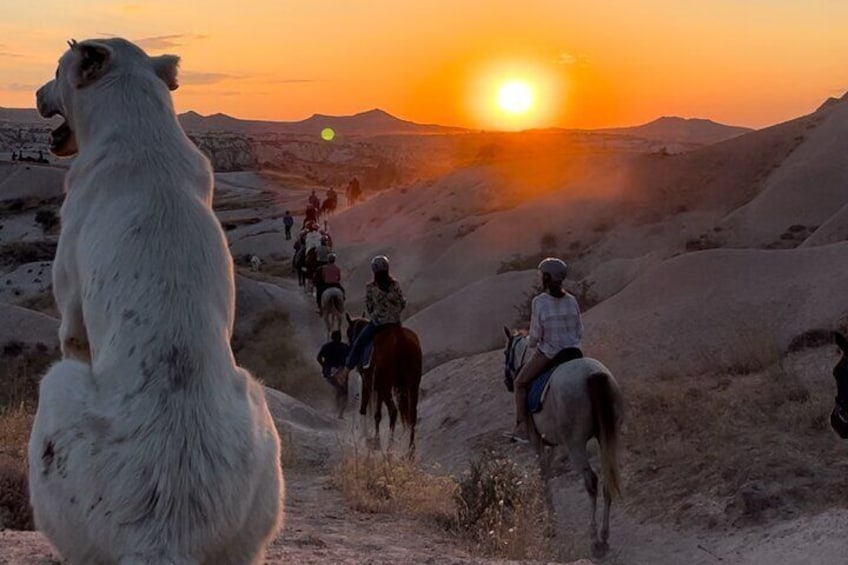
[528,367,555,414]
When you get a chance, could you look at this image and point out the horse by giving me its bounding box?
[830,332,848,438]
[502,327,623,557]
[321,287,345,339]
[304,247,318,293]
[345,314,422,455]
[320,197,337,219]
[293,247,306,287]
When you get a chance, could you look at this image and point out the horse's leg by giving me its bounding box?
[372,392,382,450]
[384,389,398,446]
[565,441,601,554]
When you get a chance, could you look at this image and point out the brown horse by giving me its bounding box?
[320,197,337,219]
[304,247,318,293]
[345,314,422,454]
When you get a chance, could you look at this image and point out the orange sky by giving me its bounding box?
[1,1,846,130]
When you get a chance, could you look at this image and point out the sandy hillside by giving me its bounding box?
[3,96,848,564]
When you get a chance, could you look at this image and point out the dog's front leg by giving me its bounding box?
[54,258,91,365]
[59,301,91,364]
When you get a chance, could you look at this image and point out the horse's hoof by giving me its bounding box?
[592,541,609,558]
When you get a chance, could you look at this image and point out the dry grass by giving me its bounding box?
[0,341,58,410]
[331,447,553,561]
[0,406,35,531]
[330,448,455,522]
[622,359,844,530]
[453,451,553,561]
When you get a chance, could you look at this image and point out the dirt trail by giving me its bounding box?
[543,456,848,564]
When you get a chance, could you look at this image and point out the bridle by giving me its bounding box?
[503,333,529,389]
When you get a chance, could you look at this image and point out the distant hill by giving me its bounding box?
[0,107,49,125]
[177,108,469,137]
[601,116,753,144]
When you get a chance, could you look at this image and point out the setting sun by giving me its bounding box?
[497,81,534,115]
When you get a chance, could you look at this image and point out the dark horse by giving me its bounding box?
[830,332,848,438]
[320,197,337,219]
[346,314,422,455]
[303,247,318,293]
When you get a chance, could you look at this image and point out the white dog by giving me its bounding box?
[29,38,283,564]
[249,255,262,272]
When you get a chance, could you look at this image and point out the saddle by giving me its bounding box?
[527,348,583,414]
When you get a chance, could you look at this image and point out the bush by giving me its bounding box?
[0,457,33,531]
[0,241,57,268]
[34,209,59,234]
[453,452,551,560]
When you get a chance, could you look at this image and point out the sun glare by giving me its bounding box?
[497,81,534,115]
[468,61,563,131]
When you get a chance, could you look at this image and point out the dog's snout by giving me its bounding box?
[36,82,60,119]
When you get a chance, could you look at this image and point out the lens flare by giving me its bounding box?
[321,127,335,141]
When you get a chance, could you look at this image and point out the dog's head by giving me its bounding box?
[36,38,181,157]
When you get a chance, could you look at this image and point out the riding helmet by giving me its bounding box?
[537,257,568,282]
[370,255,390,273]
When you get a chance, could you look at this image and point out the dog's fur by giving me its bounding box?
[29,38,283,564]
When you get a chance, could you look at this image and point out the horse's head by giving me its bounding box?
[502,325,529,393]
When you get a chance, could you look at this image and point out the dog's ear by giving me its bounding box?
[74,41,112,88]
[151,54,180,91]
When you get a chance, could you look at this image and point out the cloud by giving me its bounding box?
[268,78,322,84]
[180,71,244,85]
[130,34,208,50]
[558,52,590,68]
[4,83,40,92]
[0,43,22,58]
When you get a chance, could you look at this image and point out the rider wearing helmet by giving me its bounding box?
[334,255,406,384]
[512,257,583,443]
[315,252,344,313]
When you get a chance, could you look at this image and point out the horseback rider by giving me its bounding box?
[308,189,320,210]
[304,205,318,227]
[334,255,406,384]
[315,252,344,313]
[283,210,294,240]
[304,223,322,253]
[326,186,337,204]
[512,257,584,443]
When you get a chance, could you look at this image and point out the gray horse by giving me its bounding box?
[502,327,623,557]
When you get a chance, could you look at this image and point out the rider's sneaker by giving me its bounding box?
[511,429,530,444]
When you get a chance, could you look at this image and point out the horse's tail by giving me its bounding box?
[395,329,422,431]
[587,372,622,499]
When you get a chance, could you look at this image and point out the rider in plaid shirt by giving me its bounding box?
[513,257,583,443]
